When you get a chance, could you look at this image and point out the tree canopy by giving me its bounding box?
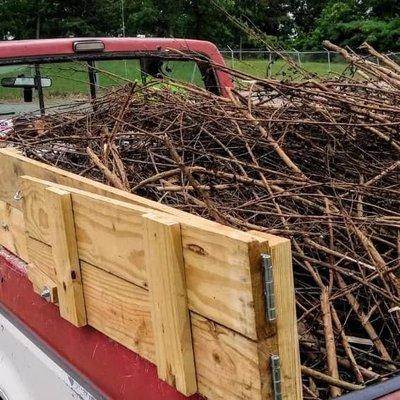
[0,0,399,51]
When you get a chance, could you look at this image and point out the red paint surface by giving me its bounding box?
[0,37,233,96]
[0,250,201,400]
[380,394,400,400]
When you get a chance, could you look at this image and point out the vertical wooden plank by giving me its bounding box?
[249,231,302,400]
[144,212,197,396]
[46,186,87,327]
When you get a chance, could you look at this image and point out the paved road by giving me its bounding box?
[0,99,86,117]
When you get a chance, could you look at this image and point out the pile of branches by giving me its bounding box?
[5,44,400,399]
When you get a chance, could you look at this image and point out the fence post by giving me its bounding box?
[326,50,331,73]
[295,50,301,65]
[266,51,272,78]
[227,45,235,69]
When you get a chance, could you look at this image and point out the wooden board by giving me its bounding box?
[82,260,156,363]
[20,235,282,400]
[20,175,269,340]
[193,315,276,400]
[250,231,302,400]
[46,187,87,327]
[0,200,28,260]
[27,236,57,278]
[144,213,197,396]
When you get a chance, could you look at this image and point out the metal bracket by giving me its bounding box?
[261,254,276,321]
[271,354,282,400]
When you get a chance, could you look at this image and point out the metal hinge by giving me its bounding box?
[271,354,282,400]
[261,254,276,321]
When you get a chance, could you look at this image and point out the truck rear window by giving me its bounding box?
[0,57,209,120]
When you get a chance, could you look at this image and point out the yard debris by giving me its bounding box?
[4,43,400,399]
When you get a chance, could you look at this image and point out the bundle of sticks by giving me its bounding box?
[5,43,400,399]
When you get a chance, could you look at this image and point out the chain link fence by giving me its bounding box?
[220,49,400,78]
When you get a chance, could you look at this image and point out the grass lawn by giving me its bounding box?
[0,58,350,100]
[225,58,349,79]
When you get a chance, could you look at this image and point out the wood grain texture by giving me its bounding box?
[0,200,28,260]
[192,313,275,400]
[22,175,149,287]
[81,261,156,363]
[71,191,147,288]
[144,213,197,396]
[20,175,263,339]
[249,231,302,400]
[46,187,87,327]
[27,236,57,279]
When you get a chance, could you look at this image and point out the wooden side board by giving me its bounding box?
[26,240,274,400]
[0,148,302,400]
[0,202,301,400]
[20,175,269,341]
[0,147,237,230]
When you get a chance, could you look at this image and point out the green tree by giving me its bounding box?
[0,0,120,39]
[299,0,400,50]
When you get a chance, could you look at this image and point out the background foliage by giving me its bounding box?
[0,0,399,51]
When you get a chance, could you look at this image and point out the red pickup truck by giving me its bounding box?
[0,37,398,400]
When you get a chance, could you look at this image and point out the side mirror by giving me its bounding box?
[1,76,52,88]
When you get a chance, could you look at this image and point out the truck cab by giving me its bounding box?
[0,37,232,135]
